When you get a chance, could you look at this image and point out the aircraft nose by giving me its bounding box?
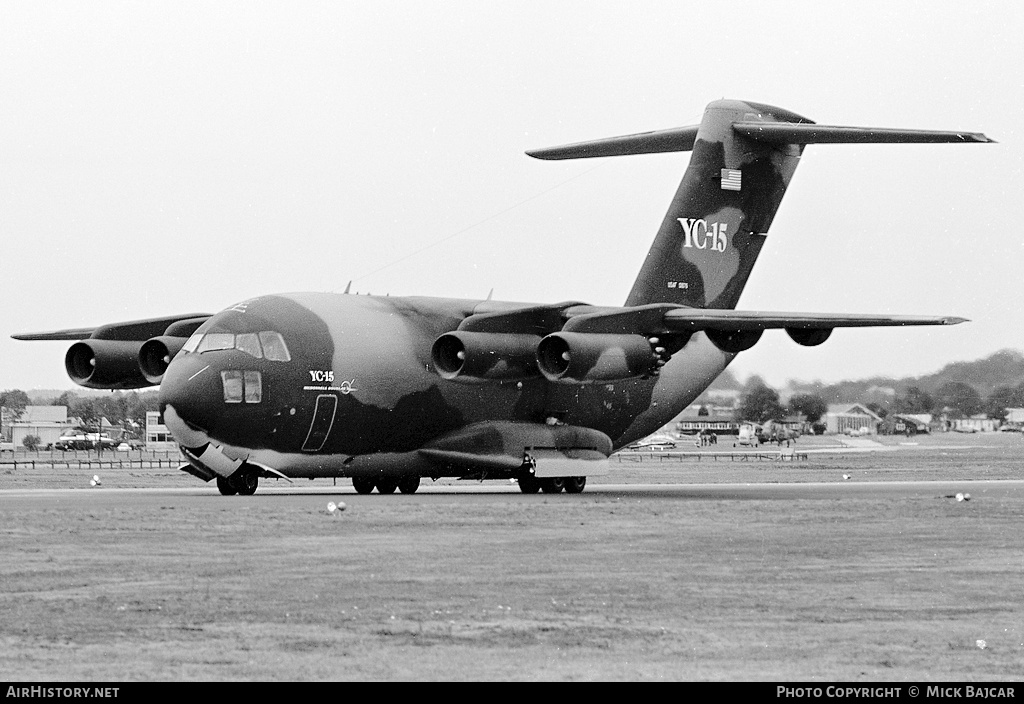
[159,352,222,437]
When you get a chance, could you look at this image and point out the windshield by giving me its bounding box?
[182,331,291,361]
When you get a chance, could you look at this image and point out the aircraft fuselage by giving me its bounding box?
[158,292,730,477]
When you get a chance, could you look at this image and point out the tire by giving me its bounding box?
[351,476,375,495]
[398,475,421,494]
[518,474,541,494]
[376,479,398,495]
[565,476,587,493]
[216,476,237,496]
[540,477,565,494]
[233,468,259,496]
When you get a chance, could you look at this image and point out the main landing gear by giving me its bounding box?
[516,473,587,494]
[215,465,260,496]
[351,475,422,495]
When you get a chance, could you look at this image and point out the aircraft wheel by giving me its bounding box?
[351,476,375,495]
[376,478,398,494]
[398,475,421,494]
[233,468,259,496]
[540,477,565,494]
[564,476,587,494]
[518,474,541,494]
[216,476,237,496]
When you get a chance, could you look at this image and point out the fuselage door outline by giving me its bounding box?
[301,394,338,453]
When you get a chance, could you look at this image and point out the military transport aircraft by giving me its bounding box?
[14,99,992,496]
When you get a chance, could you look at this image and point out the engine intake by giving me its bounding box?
[139,335,189,384]
[65,340,150,389]
[431,332,541,382]
[537,332,658,383]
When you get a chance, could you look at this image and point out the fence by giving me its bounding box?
[614,449,809,462]
[0,448,184,470]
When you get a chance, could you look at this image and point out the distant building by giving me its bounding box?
[674,408,740,435]
[879,413,931,435]
[1004,408,1024,425]
[824,403,880,435]
[952,414,998,433]
[146,411,176,449]
[9,406,73,448]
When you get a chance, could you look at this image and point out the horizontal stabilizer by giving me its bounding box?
[526,121,993,163]
[733,123,994,145]
[664,309,968,332]
[526,125,699,160]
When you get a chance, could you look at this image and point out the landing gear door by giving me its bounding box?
[302,394,338,453]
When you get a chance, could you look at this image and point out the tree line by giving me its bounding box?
[737,376,1019,426]
[1,389,161,435]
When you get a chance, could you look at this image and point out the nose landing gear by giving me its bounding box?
[216,464,260,496]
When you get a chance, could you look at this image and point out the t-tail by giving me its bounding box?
[528,99,992,309]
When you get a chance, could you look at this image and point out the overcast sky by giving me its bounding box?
[2,1,1021,392]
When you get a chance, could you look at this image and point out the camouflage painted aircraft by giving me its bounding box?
[14,99,992,496]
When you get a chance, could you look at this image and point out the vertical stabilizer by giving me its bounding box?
[623,100,810,308]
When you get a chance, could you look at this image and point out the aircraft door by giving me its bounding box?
[302,394,338,452]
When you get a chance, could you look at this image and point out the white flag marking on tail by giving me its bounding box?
[720,169,742,191]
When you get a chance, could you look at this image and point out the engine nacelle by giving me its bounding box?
[431,332,541,382]
[786,327,833,347]
[139,335,189,384]
[65,340,151,390]
[537,332,657,383]
[705,329,763,354]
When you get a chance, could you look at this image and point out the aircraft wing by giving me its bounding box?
[545,304,968,357]
[12,314,212,341]
[12,313,213,390]
[661,310,968,331]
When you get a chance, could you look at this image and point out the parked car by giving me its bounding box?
[54,433,119,451]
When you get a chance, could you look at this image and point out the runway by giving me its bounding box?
[4,451,1023,681]
[2,478,1020,504]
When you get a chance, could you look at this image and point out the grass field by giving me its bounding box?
[1,432,1022,681]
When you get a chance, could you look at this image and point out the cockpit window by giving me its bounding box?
[258,332,291,362]
[182,331,291,362]
[196,333,235,353]
[182,329,201,352]
[221,370,244,403]
[235,333,263,359]
[221,370,262,404]
[181,332,203,354]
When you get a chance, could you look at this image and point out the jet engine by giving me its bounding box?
[139,335,189,384]
[536,332,663,383]
[786,327,833,346]
[61,315,209,389]
[65,340,150,390]
[431,331,542,381]
[704,329,764,354]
